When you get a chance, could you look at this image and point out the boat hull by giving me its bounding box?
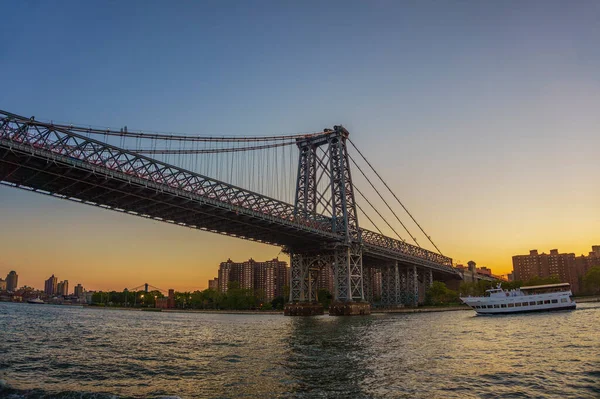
[472,303,576,315]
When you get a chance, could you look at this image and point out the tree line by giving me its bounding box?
[91,281,291,310]
[90,267,600,309]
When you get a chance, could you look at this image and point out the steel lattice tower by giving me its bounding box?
[289,126,368,314]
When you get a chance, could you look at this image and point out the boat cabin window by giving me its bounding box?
[508,303,514,308]
[500,304,507,308]
[561,298,567,303]
[522,302,528,307]
[543,300,550,304]
[493,304,499,308]
[537,301,543,305]
[515,302,522,307]
[551,299,558,304]
[530,302,536,306]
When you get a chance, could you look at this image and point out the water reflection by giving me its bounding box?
[0,303,599,398]
[282,315,375,398]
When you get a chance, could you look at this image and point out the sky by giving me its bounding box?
[1,1,599,291]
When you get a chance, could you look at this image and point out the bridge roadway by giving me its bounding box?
[0,112,459,279]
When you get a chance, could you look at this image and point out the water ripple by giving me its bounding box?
[1,302,599,398]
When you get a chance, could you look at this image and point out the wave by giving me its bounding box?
[0,380,182,399]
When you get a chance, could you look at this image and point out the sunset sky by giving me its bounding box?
[1,1,599,291]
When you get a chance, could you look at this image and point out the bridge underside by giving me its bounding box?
[1,134,461,316]
[0,145,329,249]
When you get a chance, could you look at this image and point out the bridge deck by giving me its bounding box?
[0,113,458,277]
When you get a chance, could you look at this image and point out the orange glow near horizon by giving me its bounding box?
[1,184,598,292]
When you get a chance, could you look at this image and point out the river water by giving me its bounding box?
[1,302,598,398]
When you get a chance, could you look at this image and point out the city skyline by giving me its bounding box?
[1,2,599,291]
[4,244,598,293]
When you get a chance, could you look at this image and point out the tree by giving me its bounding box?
[426,281,459,306]
[317,289,333,309]
[459,280,494,297]
[583,267,600,295]
[271,296,285,310]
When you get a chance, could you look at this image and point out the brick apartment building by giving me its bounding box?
[217,258,289,301]
[512,246,600,293]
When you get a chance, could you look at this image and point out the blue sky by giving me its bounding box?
[1,1,599,289]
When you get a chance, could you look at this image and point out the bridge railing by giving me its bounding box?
[0,113,333,233]
[360,228,453,268]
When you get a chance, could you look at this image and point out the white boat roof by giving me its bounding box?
[520,283,570,290]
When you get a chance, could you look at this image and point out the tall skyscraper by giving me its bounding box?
[218,260,233,293]
[239,259,255,290]
[0,278,6,291]
[44,275,58,295]
[254,261,276,301]
[74,283,84,298]
[56,280,69,296]
[316,265,335,293]
[6,271,18,292]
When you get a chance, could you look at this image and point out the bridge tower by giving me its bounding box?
[285,126,370,316]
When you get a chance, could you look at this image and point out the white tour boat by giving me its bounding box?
[460,283,576,315]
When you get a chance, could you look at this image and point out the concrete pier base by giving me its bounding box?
[328,301,371,316]
[284,302,324,316]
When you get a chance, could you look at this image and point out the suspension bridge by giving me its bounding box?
[0,109,461,315]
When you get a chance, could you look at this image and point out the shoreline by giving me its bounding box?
[371,305,470,314]
[574,295,600,303]
[8,299,597,314]
[84,304,473,315]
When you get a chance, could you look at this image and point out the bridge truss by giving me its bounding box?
[0,110,459,315]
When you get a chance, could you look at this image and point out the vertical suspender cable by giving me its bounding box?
[348,138,443,255]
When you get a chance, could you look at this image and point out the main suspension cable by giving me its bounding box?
[0,110,325,142]
[131,141,295,154]
[348,138,443,254]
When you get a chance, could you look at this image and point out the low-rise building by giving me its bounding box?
[156,289,176,309]
[455,261,502,283]
[208,277,219,291]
